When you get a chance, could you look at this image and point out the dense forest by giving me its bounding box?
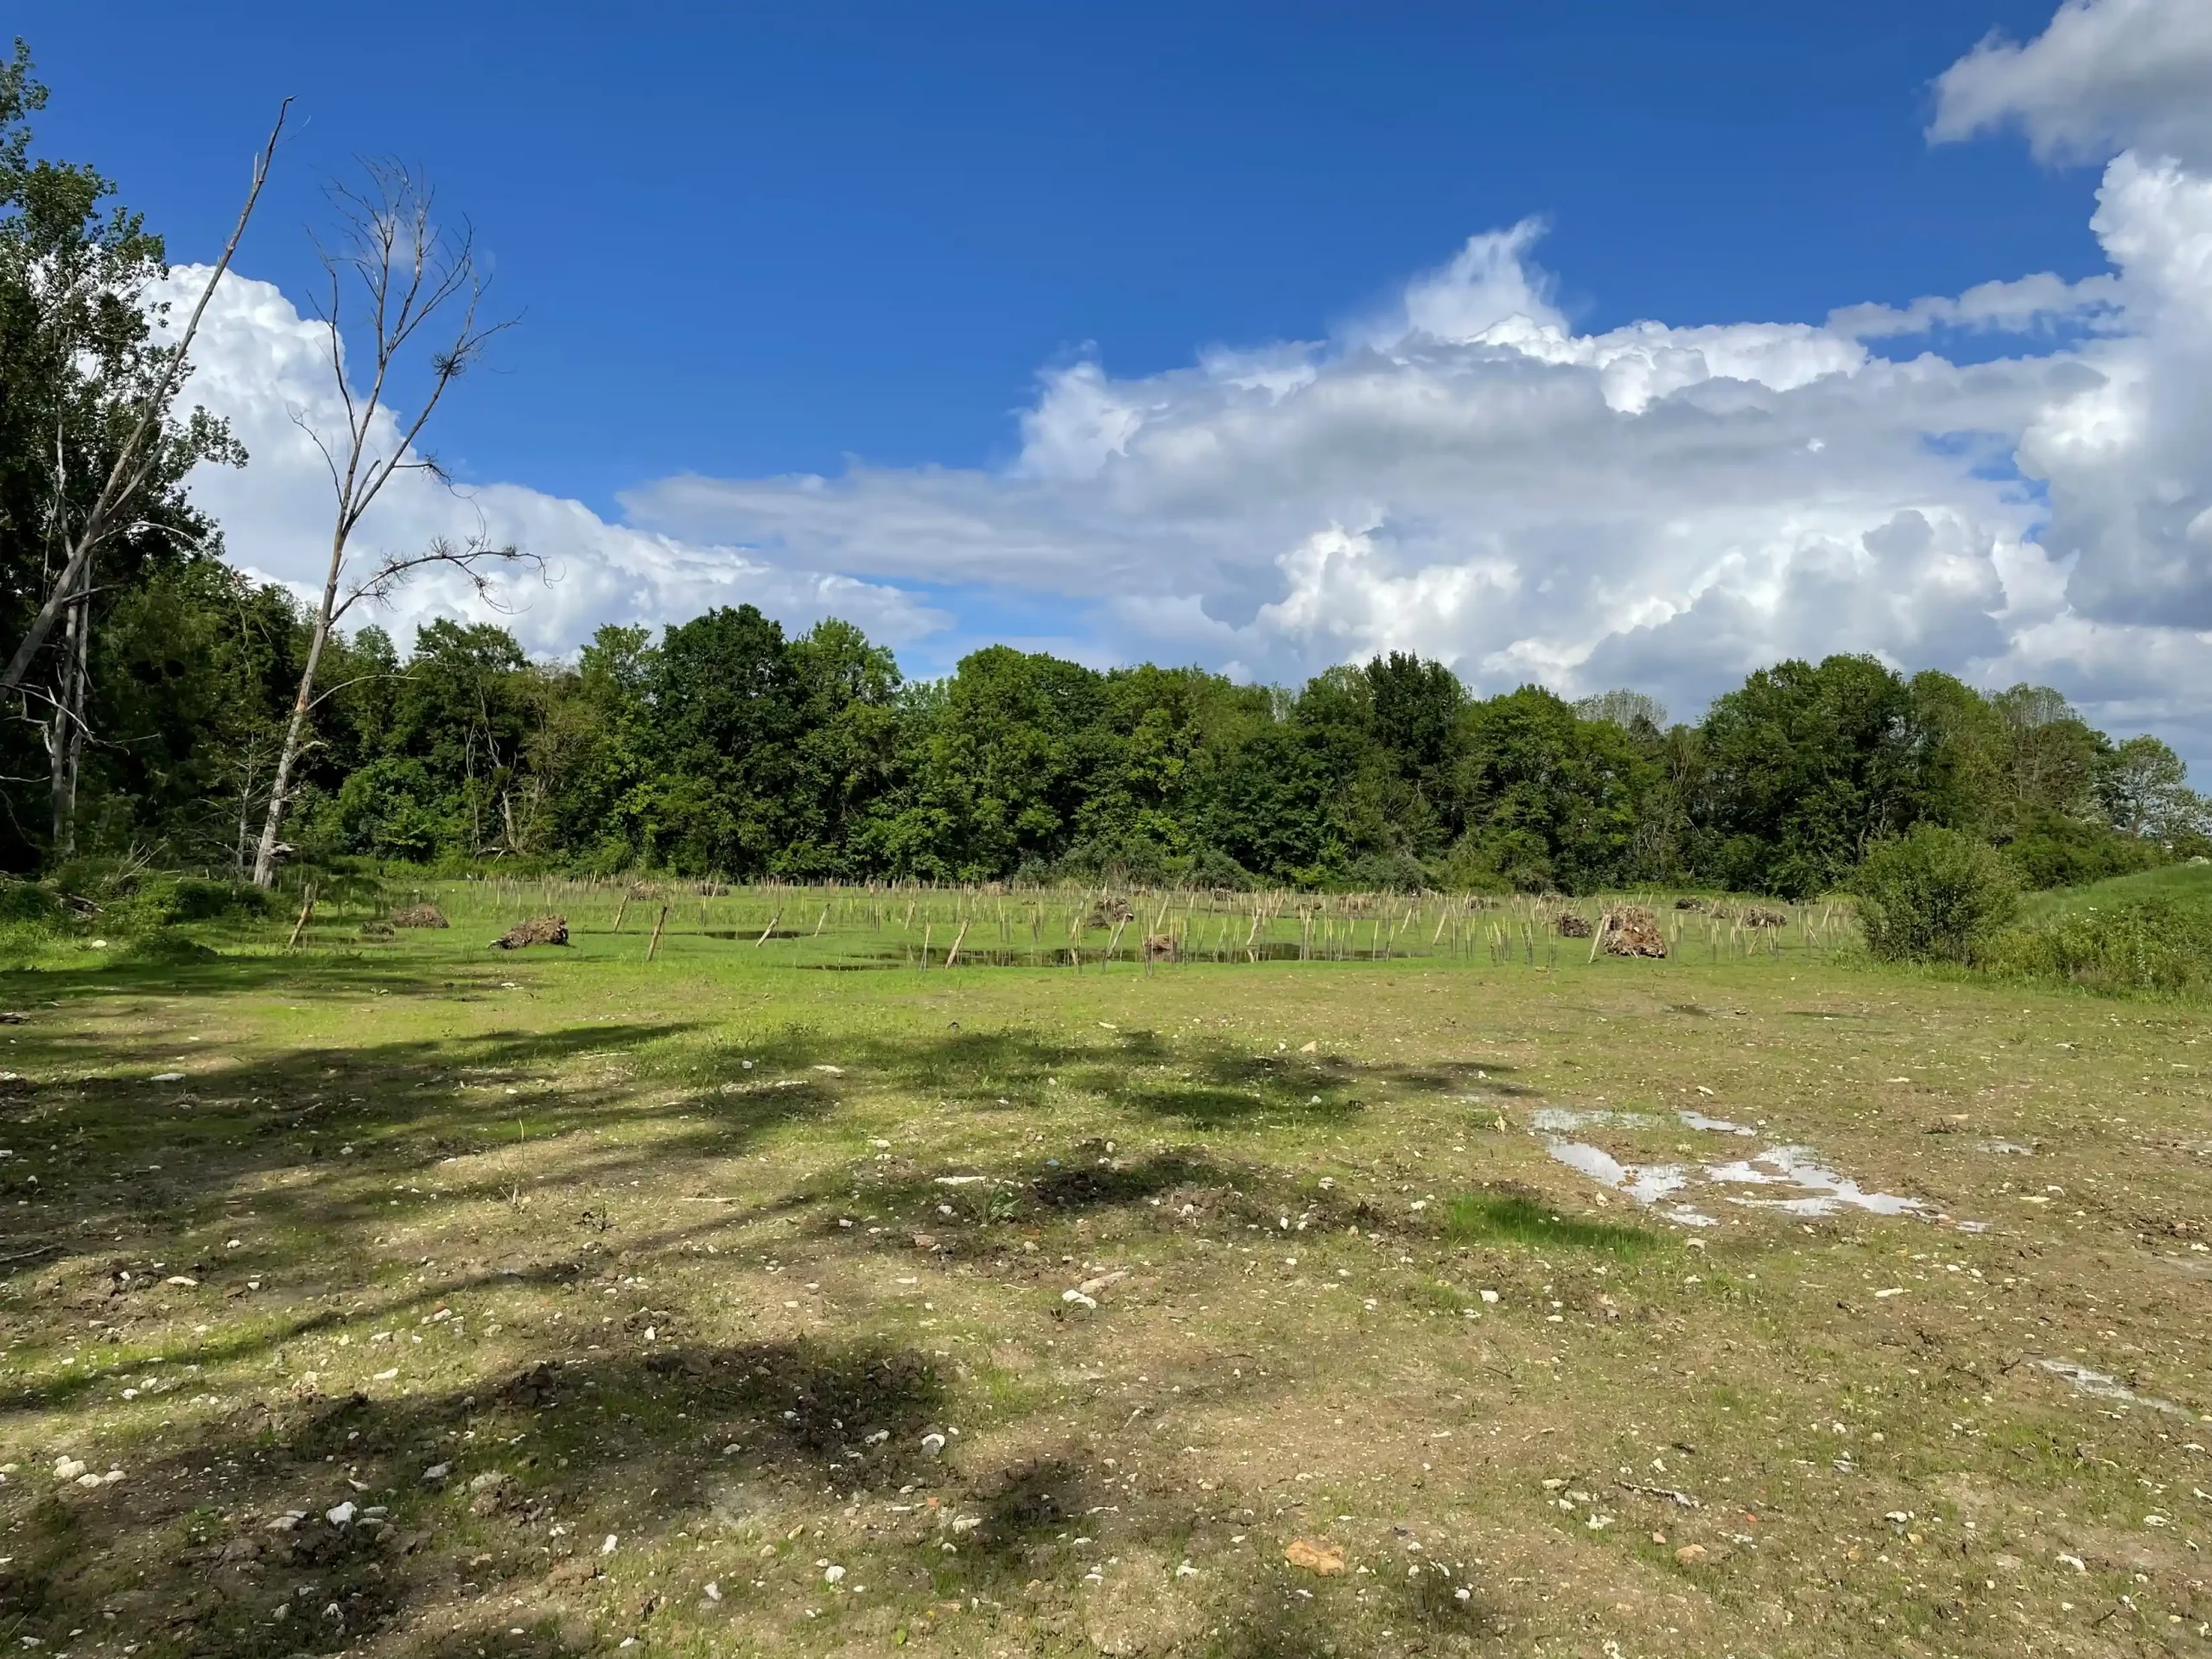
[1,43,2201,899]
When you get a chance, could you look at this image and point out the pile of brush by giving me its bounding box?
[1599,906,1668,958]
[493,915,569,950]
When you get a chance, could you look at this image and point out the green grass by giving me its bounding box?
[1443,1190,1663,1257]
[0,880,2203,1657]
[2017,858,2212,919]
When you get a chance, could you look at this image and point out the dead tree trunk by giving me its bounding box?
[249,160,525,887]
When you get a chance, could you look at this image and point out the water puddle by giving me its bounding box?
[1532,1107,1662,1133]
[1677,1111,1758,1137]
[1539,1141,1719,1227]
[2033,1358,2194,1420]
[1702,1147,1923,1217]
[1533,1109,1937,1228]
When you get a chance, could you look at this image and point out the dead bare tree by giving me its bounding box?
[0,101,288,696]
[250,162,527,887]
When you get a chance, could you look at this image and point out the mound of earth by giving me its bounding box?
[493,915,569,950]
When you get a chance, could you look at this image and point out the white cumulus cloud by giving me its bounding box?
[152,270,950,654]
[1932,0,2212,167]
[156,0,2212,774]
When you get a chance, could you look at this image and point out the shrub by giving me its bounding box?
[1982,899,2212,996]
[0,880,66,928]
[109,877,272,931]
[1999,809,2169,891]
[1853,824,2018,963]
[118,929,220,966]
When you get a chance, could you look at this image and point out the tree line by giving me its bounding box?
[0,41,2197,897]
[15,589,2196,897]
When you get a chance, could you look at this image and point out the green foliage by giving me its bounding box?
[134,877,271,925]
[1981,898,2212,996]
[1448,686,1647,893]
[1700,656,1923,899]
[0,42,244,869]
[117,927,219,965]
[0,877,62,925]
[1853,824,2018,963]
[1999,807,2168,891]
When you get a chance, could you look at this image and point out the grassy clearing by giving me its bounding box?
[0,883,2207,1656]
[2018,861,2212,922]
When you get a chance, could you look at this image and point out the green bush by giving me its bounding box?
[118,929,220,966]
[1853,824,2018,963]
[1999,809,2169,891]
[106,876,271,931]
[1982,899,2212,996]
[0,880,66,928]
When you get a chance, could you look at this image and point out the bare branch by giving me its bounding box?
[0,98,291,690]
[328,534,540,625]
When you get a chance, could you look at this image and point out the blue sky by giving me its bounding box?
[22,1,2101,506]
[16,1,2212,771]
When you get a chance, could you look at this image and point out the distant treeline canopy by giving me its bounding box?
[21,590,2196,896]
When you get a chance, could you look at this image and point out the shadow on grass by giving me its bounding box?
[806,1141,1381,1263]
[0,1337,947,1657]
[700,1023,1532,1129]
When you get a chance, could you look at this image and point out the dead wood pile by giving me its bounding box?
[1554,912,1593,938]
[493,915,569,950]
[1600,906,1668,958]
[391,904,448,928]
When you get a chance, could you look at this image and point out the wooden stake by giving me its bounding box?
[612,893,630,934]
[287,884,317,950]
[813,905,830,938]
[944,918,969,969]
[755,906,783,947]
[920,921,932,968]
[645,904,667,962]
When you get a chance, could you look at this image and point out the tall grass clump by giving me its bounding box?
[1445,1191,1658,1259]
[1853,824,2018,964]
[1982,899,2212,996]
